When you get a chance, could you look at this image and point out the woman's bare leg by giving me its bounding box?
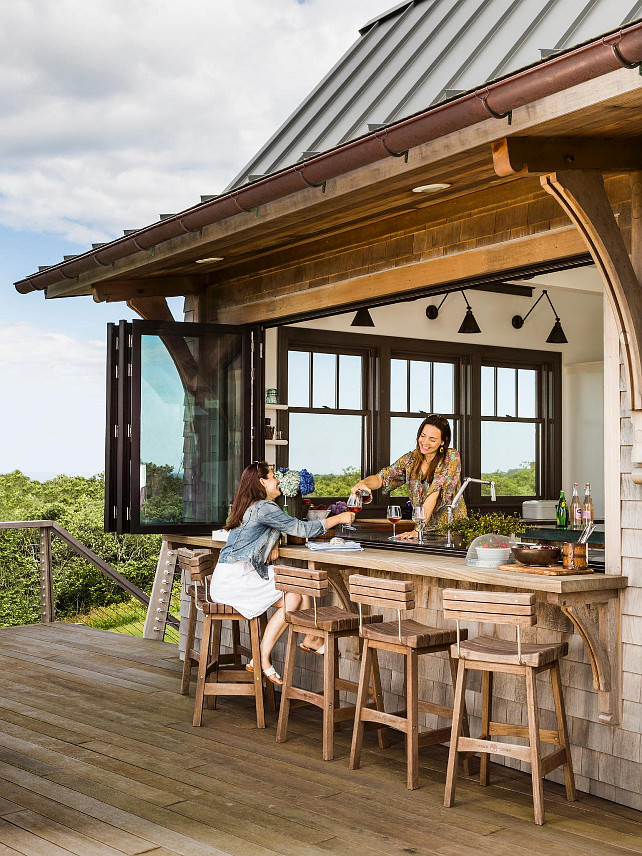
[260,592,301,670]
[299,594,325,651]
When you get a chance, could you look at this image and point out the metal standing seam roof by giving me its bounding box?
[229,0,642,188]
[14,0,642,291]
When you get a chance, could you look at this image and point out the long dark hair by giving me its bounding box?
[226,461,272,529]
[409,415,451,484]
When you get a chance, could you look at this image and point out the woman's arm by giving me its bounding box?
[351,474,383,494]
[256,501,354,538]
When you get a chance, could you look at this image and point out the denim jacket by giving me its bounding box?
[219,500,327,580]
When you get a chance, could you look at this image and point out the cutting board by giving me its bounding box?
[497,563,593,576]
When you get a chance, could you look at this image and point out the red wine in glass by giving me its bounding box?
[387,505,402,539]
[344,494,362,531]
[357,489,373,506]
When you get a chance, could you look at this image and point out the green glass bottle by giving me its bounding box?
[556,490,568,529]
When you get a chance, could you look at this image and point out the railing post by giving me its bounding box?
[39,526,54,623]
[143,539,177,640]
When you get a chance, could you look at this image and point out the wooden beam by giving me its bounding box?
[126,296,174,321]
[541,171,642,434]
[213,226,586,324]
[92,276,206,303]
[492,137,642,177]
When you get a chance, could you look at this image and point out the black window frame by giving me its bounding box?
[278,327,561,514]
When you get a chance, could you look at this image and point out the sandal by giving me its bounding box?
[245,660,255,672]
[262,665,283,686]
[299,642,325,656]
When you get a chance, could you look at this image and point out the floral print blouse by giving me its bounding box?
[377,448,466,525]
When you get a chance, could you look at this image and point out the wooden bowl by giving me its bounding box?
[511,544,561,566]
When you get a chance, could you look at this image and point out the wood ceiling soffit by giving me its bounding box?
[492,137,642,177]
[540,170,642,482]
[213,227,586,326]
[92,276,208,303]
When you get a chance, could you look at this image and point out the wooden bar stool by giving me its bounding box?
[274,564,388,761]
[442,588,576,825]
[179,548,264,698]
[349,574,468,790]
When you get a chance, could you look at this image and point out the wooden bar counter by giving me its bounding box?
[166,535,627,724]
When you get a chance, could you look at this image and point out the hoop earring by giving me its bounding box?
[438,443,445,454]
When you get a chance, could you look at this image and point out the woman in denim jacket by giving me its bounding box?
[212,461,355,686]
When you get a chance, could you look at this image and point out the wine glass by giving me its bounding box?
[412,505,427,545]
[344,492,362,532]
[387,505,402,540]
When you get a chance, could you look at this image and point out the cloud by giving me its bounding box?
[0,322,106,474]
[0,0,388,244]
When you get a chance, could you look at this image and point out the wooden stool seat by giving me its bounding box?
[348,574,470,790]
[453,636,568,668]
[285,605,383,632]
[201,601,243,616]
[274,565,388,761]
[443,588,576,825]
[362,619,461,649]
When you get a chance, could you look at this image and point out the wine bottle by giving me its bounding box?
[582,483,594,525]
[569,483,582,530]
[556,490,568,529]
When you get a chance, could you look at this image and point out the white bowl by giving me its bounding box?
[475,546,511,563]
[307,509,330,520]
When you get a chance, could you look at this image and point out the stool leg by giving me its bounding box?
[259,613,276,712]
[349,639,372,771]
[180,593,197,695]
[480,671,493,786]
[206,619,221,710]
[444,658,467,807]
[406,648,419,790]
[192,613,211,727]
[448,652,471,776]
[369,646,389,749]
[551,661,576,802]
[323,632,336,760]
[232,621,242,667]
[276,626,297,744]
[333,634,341,733]
[249,618,265,729]
[525,668,545,825]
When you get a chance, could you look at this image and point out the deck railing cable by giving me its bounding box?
[0,520,179,641]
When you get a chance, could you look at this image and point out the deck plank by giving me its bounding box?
[0,624,639,856]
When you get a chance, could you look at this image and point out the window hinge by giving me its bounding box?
[113,505,118,520]
[114,425,119,438]
[115,365,118,379]
[126,506,131,520]
[259,342,264,359]
[129,334,133,348]
[127,364,132,377]
[127,424,132,438]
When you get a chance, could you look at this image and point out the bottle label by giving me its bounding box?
[575,508,582,521]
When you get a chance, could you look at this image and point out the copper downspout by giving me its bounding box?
[15,23,642,295]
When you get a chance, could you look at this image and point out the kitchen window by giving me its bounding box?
[278,328,560,510]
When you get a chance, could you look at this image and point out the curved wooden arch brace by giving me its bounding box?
[541,170,642,482]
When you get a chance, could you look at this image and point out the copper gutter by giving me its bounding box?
[15,22,642,295]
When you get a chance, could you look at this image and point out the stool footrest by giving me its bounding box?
[203,683,258,696]
[360,707,408,733]
[489,721,560,744]
[540,747,569,776]
[417,699,456,719]
[417,726,452,748]
[457,736,531,763]
[285,686,324,708]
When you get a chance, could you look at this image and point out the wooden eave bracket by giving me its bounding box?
[538,169,642,485]
[551,591,619,724]
[492,137,642,177]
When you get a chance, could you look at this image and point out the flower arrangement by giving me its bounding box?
[329,500,348,514]
[276,468,301,497]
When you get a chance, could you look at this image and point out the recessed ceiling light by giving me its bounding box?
[411,183,451,193]
[195,256,224,264]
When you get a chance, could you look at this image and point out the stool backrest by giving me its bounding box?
[349,574,415,610]
[442,589,536,626]
[177,547,215,584]
[273,565,329,598]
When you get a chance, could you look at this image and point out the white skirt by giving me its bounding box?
[209,560,281,620]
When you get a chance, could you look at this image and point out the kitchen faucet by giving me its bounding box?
[443,476,496,548]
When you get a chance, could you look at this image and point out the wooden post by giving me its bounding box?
[143,540,177,640]
[39,526,54,623]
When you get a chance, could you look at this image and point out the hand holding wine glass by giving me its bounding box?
[344,492,362,532]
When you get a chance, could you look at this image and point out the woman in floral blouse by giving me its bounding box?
[351,414,466,538]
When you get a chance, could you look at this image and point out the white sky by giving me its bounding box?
[0,0,389,478]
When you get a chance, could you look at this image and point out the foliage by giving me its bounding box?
[434,510,526,548]
[481,462,536,496]
[141,462,184,523]
[310,467,361,497]
[0,471,161,628]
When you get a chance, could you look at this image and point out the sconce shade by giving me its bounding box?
[351,307,375,327]
[546,319,568,344]
[458,307,481,334]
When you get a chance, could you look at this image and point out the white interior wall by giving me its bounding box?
[264,268,604,510]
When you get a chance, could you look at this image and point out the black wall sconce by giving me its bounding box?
[425,290,481,333]
[511,289,567,344]
[351,307,375,327]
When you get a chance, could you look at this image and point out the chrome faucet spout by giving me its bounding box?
[443,476,496,548]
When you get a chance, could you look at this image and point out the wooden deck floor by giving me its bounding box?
[0,625,640,856]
